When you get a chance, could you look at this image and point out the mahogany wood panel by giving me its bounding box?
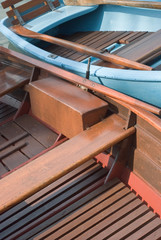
[1,164,107,239]
[3,177,159,240]
[132,149,161,194]
[7,0,46,17]
[29,77,108,138]
[1,0,22,8]
[15,114,58,148]
[136,127,161,168]
[117,29,161,62]
[0,159,103,222]
[0,162,8,176]
[0,65,30,97]
[0,114,135,213]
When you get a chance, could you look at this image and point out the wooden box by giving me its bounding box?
[29,77,108,138]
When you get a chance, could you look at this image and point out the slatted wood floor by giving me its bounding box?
[46,31,152,63]
[0,100,17,124]
[1,160,161,239]
[0,114,58,177]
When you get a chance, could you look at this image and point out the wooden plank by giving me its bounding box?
[10,0,60,24]
[15,114,58,148]
[0,66,30,97]
[0,159,97,221]
[119,32,147,44]
[125,218,161,240]
[92,209,156,239]
[1,166,107,239]
[0,162,8,176]
[2,150,28,170]
[136,127,161,168]
[1,0,22,9]
[51,189,136,239]
[7,0,45,18]
[117,29,161,62]
[12,4,50,25]
[133,149,161,194]
[0,114,135,213]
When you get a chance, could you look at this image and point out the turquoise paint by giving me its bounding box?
[0,3,161,107]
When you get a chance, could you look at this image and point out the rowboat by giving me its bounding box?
[1,0,161,108]
[0,46,161,238]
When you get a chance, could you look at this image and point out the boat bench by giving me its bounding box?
[1,161,161,239]
[1,0,60,25]
[0,65,30,98]
[0,112,135,213]
[117,29,161,64]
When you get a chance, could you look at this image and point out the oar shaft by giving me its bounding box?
[64,0,161,9]
[1,46,160,116]
[11,25,152,71]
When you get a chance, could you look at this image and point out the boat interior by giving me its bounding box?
[0,46,161,239]
[0,0,161,239]
[1,0,161,70]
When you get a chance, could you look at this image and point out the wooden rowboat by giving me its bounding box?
[0,46,161,238]
[1,0,161,107]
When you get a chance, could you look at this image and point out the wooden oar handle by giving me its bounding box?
[11,25,152,71]
[63,0,161,9]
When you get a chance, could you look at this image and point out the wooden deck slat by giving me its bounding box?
[50,189,136,239]
[0,115,58,176]
[0,164,105,231]
[1,169,109,239]
[75,198,143,240]
[119,31,148,44]
[117,29,161,62]
[92,210,156,240]
[52,31,105,58]
[0,162,8,176]
[15,114,58,148]
[125,218,161,240]
[2,150,28,170]
[0,114,135,213]
[68,31,123,62]
[0,159,98,221]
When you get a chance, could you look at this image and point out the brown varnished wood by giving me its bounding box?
[0,65,30,97]
[2,0,60,25]
[29,77,108,138]
[64,0,161,9]
[1,46,160,116]
[0,114,135,213]
[117,29,161,63]
[11,25,152,71]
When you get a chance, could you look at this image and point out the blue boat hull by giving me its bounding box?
[1,2,161,107]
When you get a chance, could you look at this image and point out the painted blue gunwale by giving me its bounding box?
[0,3,161,107]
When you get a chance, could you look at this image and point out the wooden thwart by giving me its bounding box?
[0,114,135,213]
[1,0,60,25]
[117,29,161,63]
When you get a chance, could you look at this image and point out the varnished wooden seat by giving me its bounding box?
[117,29,161,64]
[1,0,60,25]
[0,65,30,97]
[0,113,135,213]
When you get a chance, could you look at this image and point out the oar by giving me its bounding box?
[63,0,161,9]
[11,25,151,71]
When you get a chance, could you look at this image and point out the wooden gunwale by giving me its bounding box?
[0,46,161,238]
